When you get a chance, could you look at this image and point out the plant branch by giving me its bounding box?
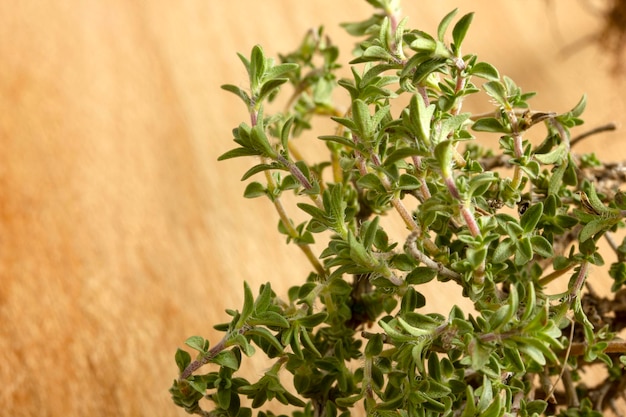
[179,327,249,381]
[568,260,589,302]
[268,183,327,277]
[405,231,462,283]
[506,109,524,189]
[251,106,326,277]
[538,263,577,287]
[570,122,617,148]
[566,339,626,356]
[452,57,467,116]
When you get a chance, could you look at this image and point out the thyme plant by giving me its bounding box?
[171,1,626,416]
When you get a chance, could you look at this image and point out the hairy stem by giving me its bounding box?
[179,327,248,381]
[269,182,327,277]
[405,231,462,283]
[250,106,326,277]
[506,109,524,189]
[568,260,590,302]
[452,57,467,116]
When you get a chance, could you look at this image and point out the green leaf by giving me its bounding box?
[264,62,298,80]
[467,247,487,269]
[379,16,391,51]
[476,375,493,411]
[469,62,500,81]
[520,160,540,179]
[357,173,386,192]
[249,45,266,92]
[352,99,373,140]
[363,216,381,250]
[534,143,567,164]
[300,328,322,357]
[379,319,416,342]
[468,172,497,198]
[526,331,552,363]
[335,394,364,408]
[187,377,208,395]
[240,163,276,181]
[410,35,437,53]
[247,327,284,353]
[258,78,289,103]
[341,14,380,36]
[520,202,543,234]
[236,282,255,329]
[570,94,587,118]
[349,231,376,267]
[503,346,525,373]
[469,338,491,371]
[397,316,432,337]
[515,338,549,366]
[297,203,328,222]
[406,267,437,285]
[460,386,477,417]
[472,117,509,133]
[175,348,192,373]
[297,312,328,328]
[253,283,273,314]
[579,219,607,242]
[410,92,435,145]
[383,147,421,166]
[319,135,359,150]
[452,13,474,50]
[313,76,336,106]
[397,174,421,190]
[393,17,409,55]
[328,183,348,228]
[515,238,533,266]
[531,235,553,258]
[413,57,448,84]
[249,310,290,328]
[480,394,502,417]
[549,162,566,195]
[492,238,514,263]
[213,350,240,370]
[371,105,391,131]
[365,333,384,357]
[331,113,357,131]
[250,125,276,158]
[362,45,394,61]
[525,400,548,415]
[585,183,612,215]
[221,84,251,106]
[483,81,508,108]
[236,52,251,77]
[185,336,207,353]
[217,147,262,161]
[233,333,256,357]
[437,9,458,42]
[434,140,453,177]
[243,182,267,199]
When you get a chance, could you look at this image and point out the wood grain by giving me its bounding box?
[0,1,623,416]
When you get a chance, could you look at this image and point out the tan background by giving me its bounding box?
[0,1,624,416]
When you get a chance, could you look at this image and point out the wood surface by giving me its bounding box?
[0,1,624,416]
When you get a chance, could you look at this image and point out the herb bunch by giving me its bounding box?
[171,1,626,416]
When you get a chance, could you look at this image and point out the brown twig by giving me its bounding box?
[570,122,617,148]
[565,339,626,356]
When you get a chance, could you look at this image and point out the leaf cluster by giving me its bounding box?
[172,2,626,416]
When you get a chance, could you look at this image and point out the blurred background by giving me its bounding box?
[0,1,624,416]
